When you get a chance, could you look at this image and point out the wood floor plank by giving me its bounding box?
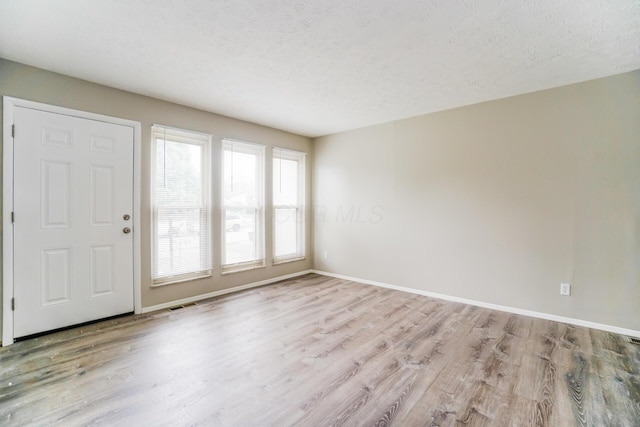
[1,273,639,426]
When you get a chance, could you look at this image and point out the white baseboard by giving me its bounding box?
[142,270,313,314]
[311,270,640,339]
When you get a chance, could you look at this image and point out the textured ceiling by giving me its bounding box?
[1,1,639,138]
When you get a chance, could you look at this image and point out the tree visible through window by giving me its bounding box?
[151,126,211,284]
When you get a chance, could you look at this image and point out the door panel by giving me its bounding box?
[41,161,72,228]
[90,245,115,296]
[90,165,115,226]
[40,247,72,305]
[13,106,134,338]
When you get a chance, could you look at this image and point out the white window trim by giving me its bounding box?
[222,139,266,273]
[272,147,306,264]
[151,125,212,286]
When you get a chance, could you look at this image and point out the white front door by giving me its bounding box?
[12,106,134,338]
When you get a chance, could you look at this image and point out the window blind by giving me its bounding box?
[273,147,306,262]
[152,125,212,284]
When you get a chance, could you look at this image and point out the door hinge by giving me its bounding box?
[12,124,15,138]
[11,212,14,223]
[11,298,15,311]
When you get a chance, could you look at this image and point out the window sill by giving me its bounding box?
[221,262,266,275]
[273,257,306,266]
[151,273,212,287]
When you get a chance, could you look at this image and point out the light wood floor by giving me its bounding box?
[1,274,639,426]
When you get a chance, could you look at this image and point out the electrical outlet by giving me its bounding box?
[323,250,328,259]
[560,283,571,296]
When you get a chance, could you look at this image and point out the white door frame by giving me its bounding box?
[2,96,142,346]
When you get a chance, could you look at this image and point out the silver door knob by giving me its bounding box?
[123,227,131,234]
[123,214,131,221]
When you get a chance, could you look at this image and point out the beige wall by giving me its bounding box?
[313,71,640,331]
[0,58,313,341]
[2,57,639,340]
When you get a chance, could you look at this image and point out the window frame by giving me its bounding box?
[221,139,266,273]
[272,147,306,264]
[150,125,212,286]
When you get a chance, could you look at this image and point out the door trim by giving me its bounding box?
[2,96,142,346]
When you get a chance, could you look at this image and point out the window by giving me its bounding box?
[151,126,211,285]
[273,148,306,263]
[222,139,265,272]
